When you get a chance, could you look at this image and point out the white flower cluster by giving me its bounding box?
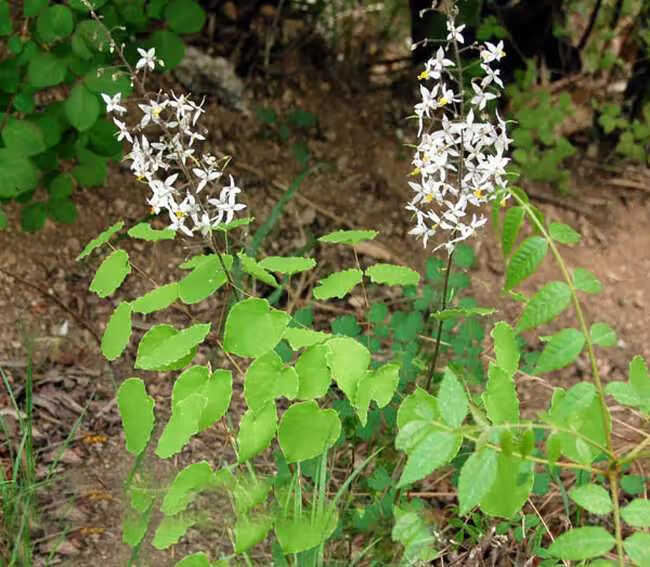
[407,19,511,253]
[100,48,246,237]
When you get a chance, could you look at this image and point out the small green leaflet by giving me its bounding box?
[179,254,233,304]
[89,249,131,297]
[278,400,341,463]
[318,229,378,245]
[161,461,215,516]
[77,220,124,260]
[152,513,198,550]
[224,298,290,358]
[365,263,420,286]
[505,236,547,290]
[431,307,495,321]
[569,483,613,515]
[437,368,468,428]
[175,553,213,567]
[283,327,331,350]
[501,206,525,256]
[479,453,533,518]
[624,532,650,564]
[354,362,400,426]
[325,337,370,403]
[128,222,176,241]
[234,516,273,554]
[549,222,581,245]
[483,363,519,424]
[135,323,210,370]
[117,378,155,456]
[243,351,298,412]
[258,256,316,275]
[64,84,100,132]
[165,0,206,34]
[132,283,179,314]
[534,328,585,374]
[237,402,277,462]
[295,344,332,400]
[276,504,338,555]
[548,527,615,560]
[312,269,363,300]
[101,302,132,360]
[590,322,617,347]
[516,281,571,332]
[156,393,207,458]
[491,321,519,376]
[573,267,603,294]
[458,448,498,515]
[237,253,278,288]
[621,498,650,527]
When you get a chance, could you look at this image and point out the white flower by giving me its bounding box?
[481,41,506,63]
[470,82,497,110]
[481,63,504,89]
[101,92,126,114]
[138,100,167,128]
[446,20,466,43]
[207,176,246,225]
[193,167,221,192]
[112,118,132,143]
[136,47,157,71]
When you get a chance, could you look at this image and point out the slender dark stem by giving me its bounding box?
[578,0,603,50]
[425,249,454,392]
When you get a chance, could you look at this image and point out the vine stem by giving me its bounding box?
[509,190,624,566]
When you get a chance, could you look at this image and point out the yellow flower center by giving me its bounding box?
[423,194,434,203]
[474,189,485,200]
[409,167,421,177]
[418,69,429,80]
[175,210,185,219]
[438,97,449,107]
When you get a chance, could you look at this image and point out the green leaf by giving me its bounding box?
[89,249,131,298]
[173,366,232,432]
[148,30,185,70]
[275,503,338,554]
[452,243,475,268]
[483,363,519,424]
[128,222,176,241]
[0,208,7,230]
[325,337,370,403]
[152,513,197,550]
[36,5,74,43]
[20,202,47,232]
[437,368,468,428]
[1,119,46,156]
[258,256,316,275]
[397,426,461,487]
[283,327,331,350]
[516,282,571,332]
[161,461,214,516]
[27,51,66,89]
[234,516,273,554]
[24,0,47,17]
[549,222,581,245]
[123,507,152,547]
[237,253,278,288]
[295,344,332,400]
[179,255,233,304]
[244,351,298,412]
[458,448,498,515]
[501,206,525,256]
[175,553,212,567]
[505,236,548,290]
[621,498,650,527]
[569,483,613,515]
[136,323,210,371]
[101,302,132,360]
[27,51,67,88]
[117,378,155,455]
[590,322,617,347]
[0,150,39,198]
[365,263,420,286]
[278,401,341,463]
[156,393,207,458]
[48,197,78,224]
[391,508,438,562]
[605,381,642,407]
[354,362,400,426]
[431,307,495,321]
[132,283,179,314]
[224,298,290,358]
[548,527,615,560]
[77,221,124,260]
[479,453,533,518]
[491,322,519,376]
[318,229,378,245]
[237,402,277,462]
[65,84,100,132]
[573,268,603,294]
[534,328,585,374]
[165,0,206,33]
[313,269,363,300]
[397,387,439,429]
[624,532,650,565]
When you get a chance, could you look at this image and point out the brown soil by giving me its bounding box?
[1,59,649,566]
